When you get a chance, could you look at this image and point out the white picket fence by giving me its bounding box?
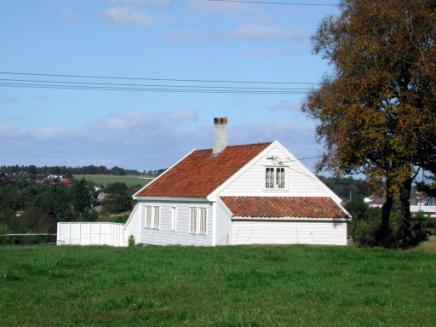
[57,222,126,247]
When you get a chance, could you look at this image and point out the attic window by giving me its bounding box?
[265,167,285,189]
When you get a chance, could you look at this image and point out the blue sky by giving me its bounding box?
[0,0,338,170]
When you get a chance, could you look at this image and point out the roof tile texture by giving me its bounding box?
[221,196,347,219]
[136,143,271,198]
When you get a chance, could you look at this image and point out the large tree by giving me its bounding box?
[302,0,435,244]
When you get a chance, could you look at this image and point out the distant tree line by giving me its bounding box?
[0,165,166,177]
[0,176,140,241]
[318,176,371,201]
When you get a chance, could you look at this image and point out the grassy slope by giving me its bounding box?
[0,245,435,326]
[73,175,152,187]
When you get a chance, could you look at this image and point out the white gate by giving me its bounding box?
[57,222,126,247]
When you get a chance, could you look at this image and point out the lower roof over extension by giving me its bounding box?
[221,196,349,219]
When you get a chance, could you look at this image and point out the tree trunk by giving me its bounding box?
[399,177,412,242]
[380,191,393,240]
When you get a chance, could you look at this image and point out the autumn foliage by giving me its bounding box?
[303,0,435,246]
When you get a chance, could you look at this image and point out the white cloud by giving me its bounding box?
[115,0,174,7]
[226,24,308,41]
[239,47,284,58]
[269,100,301,113]
[99,111,197,131]
[187,0,251,13]
[166,110,198,122]
[0,112,318,170]
[33,127,67,141]
[103,6,154,27]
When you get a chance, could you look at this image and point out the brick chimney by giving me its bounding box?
[213,117,228,156]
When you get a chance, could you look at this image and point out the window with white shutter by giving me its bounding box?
[276,167,285,189]
[146,206,152,228]
[265,167,286,189]
[190,207,207,235]
[190,208,197,233]
[265,167,274,188]
[153,206,160,229]
[199,208,207,234]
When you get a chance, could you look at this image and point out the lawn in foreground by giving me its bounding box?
[0,245,435,326]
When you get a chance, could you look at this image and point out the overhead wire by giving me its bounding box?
[0,72,319,86]
[0,83,311,94]
[0,78,311,91]
[0,72,317,94]
[205,0,339,7]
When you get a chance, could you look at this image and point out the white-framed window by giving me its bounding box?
[170,207,177,231]
[144,206,160,229]
[266,167,274,188]
[153,206,160,229]
[276,167,285,189]
[190,208,197,233]
[146,206,152,228]
[190,207,207,235]
[199,208,207,234]
[265,167,286,189]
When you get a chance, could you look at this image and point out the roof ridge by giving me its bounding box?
[135,141,271,198]
[221,196,332,199]
[195,141,273,152]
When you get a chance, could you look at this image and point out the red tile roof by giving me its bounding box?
[221,196,347,219]
[136,143,271,198]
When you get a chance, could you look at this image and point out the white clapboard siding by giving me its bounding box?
[231,220,347,246]
[136,201,214,246]
[218,144,335,198]
[124,204,142,245]
[57,222,125,247]
[214,200,232,245]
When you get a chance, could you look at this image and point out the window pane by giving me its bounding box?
[190,208,197,233]
[266,168,274,188]
[146,206,152,228]
[200,208,207,234]
[277,168,285,189]
[153,207,160,229]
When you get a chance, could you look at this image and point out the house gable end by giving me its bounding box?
[210,141,344,205]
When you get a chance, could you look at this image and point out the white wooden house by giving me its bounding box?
[57,117,350,247]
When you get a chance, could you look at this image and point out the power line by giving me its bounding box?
[282,154,325,162]
[0,83,309,94]
[206,0,339,7]
[0,71,318,86]
[0,78,312,91]
[0,72,317,94]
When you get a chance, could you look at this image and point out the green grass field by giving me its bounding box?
[0,245,435,326]
[73,174,153,187]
